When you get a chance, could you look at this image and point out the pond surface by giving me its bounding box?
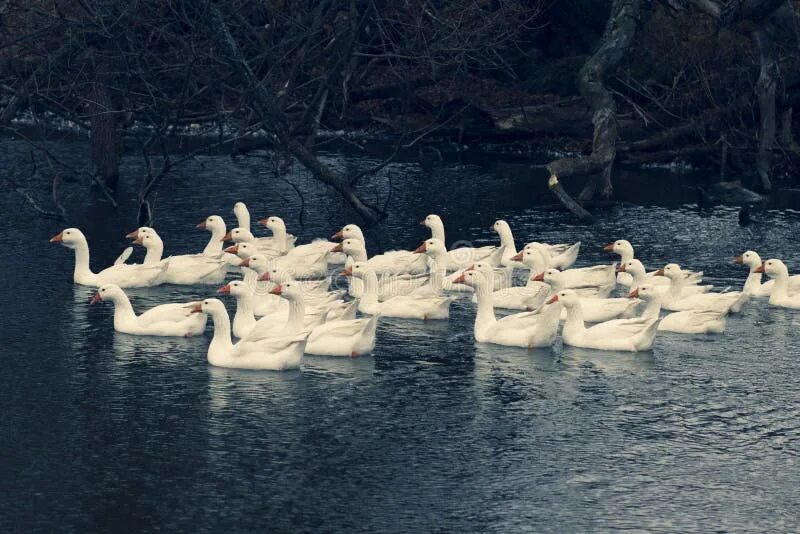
[1,138,799,532]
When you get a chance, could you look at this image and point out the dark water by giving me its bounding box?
[2,138,799,532]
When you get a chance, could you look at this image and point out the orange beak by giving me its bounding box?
[224,245,239,254]
[270,284,283,295]
[331,243,344,253]
[341,266,353,277]
[754,263,765,273]
[465,264,476,271]
[653,268,665,277]
[452,273,466,284]
[257,271,270,282]
[221,231,233,242]
[49,232,64,243]
[733,255,743,264]
[419,219,427,225]
[217,284,231,294]
[616,264,626,273]
[628,288,639,298]
[257,218,269,227]
[413,242,427,254]
[603,243,615,252]
[125,230,139,239]
[510,251,523,262]
[331,230,344,241]
[133,236,144,245]
[196,221,207,230]
[532,272,545,282]
[189,302,203,314]
[239,258,251,267]
[546,294,559,304]
[89,292,102,305]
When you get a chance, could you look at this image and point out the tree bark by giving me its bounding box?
[753,27,778,192]
[89,78,120,191]
[203,1,383,224]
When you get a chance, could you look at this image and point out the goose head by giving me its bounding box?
[222,227,255,243]
[413,238,446,257]
[270,281,303,300]
[256,266,293,283]
[238,253,269,274]
[333,238,366,256]
[332,223,364,241]
[655,263,683,280]
[342,261,373,279]
[618,259,646,278]
[89,283,125,304]
[189,298,224,316]
[49,228,86,249]
[217,280,252,298]
[628,285,657,301]
[197,215,225,233]
[734,250,762,270]
[531,268,562,286]
[233,202,249,222]
[603,239,634,259]
[258,216,286,234]
[546,289,579,307]
[421,214,442,228]
[226,242,258,258]
[492,220,511,235]
[452,268,489,289]
[512,247,547,268]
[133,232,163,251]
[756,258,788,278]
[125,226,155,240]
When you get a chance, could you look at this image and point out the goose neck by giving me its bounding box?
[360,272,380,306]
[473,280,497,335]
[429,221,445,242]
[143,241,164,264]
[203,227,225,256]
[209,308,234,357]
[110,294,137,328]
[285,298,305,333]
[72,239,95,283]
[642,298,661,319]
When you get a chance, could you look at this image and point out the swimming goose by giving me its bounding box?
[420,214,501,270]
[756,259,800,309]
[531,268,616,298]
[511,241,580,271]
[604,239,702,286]
[618,260,712,297]
[516,246,610,285]
[216,281,258,339]
[656,264,748,313]
[550,290,659,351]
[304,313,380,358]
[467,262,549,310]
[332,225,428,274]
[633,286,727,334]
[127,227,231,285]
[344,262,454,319]
[734,251,800,296]
[453,269,560,348]
[190,299,307,370]
[50,228,168,288]
[90,284,207,336]
[492,219,568,268]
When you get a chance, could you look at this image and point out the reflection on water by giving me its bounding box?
[1,138,799,531]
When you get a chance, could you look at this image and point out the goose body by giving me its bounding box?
[553,290,659,351]
[193,299,306,370]
[305,314,380,357]
[421,214,501,270]
[735,251,800,297]
[604,239,702,286]
[634,286,727,334]
[127,227,232,285]
[91,284,207,336]
[346,262,454,319]
[465,262,549,309]
[50,228,169,288]
[493,219,567,269]
[656,264,748,313]
[619,260,711,297]
[454,269,561,347]
[531,268,616,298]
[333,227,427,274]
[512,241,580,271]
[758,259,800,309]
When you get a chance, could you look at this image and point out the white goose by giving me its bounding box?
[467,262,549,310]
[257,267,353,322]
[412,238,502,294]
[231,237,330,279]
[90,284,207,336]
[492,219,568,268]
[633,286,727,334]
[454,269,561,348]
[333,224,428,274]
[259,215,348,264]
[656,264,748,313]
[420,214,501,270]
[190,299,307,371]
[757,259,800,309]
[531,268,616,298]
[604,239,702,286]
[196,215,232,257]
[517,246,611,286]
[551,289,659,351]
[127,227,231,285]
[618,259,711,296]
[511,241,580,271]
[50,228,168,288]
[221,227,286,257]
[305,314,380,358]
[335,238,429,299]
[735,251,800,297]
[345,262,454,319]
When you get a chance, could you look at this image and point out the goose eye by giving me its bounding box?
[101,288,106,292]
[204,300,209,305]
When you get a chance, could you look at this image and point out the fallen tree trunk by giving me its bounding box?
[753,26,778,192]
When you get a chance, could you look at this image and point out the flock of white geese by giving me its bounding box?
[49,202,800,370]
